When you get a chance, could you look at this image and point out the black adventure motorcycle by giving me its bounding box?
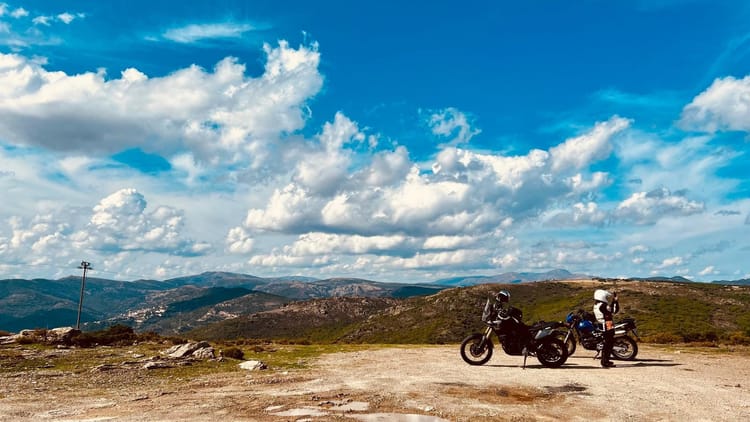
[561,309,639,360]
[460,296,568,368]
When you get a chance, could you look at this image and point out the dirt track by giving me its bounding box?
[1,344,749,421]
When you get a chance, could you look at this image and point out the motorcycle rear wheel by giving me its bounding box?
[536,338,568,368]
[460,333,493,365]
[611,336,638,360]
[563,334,577,356]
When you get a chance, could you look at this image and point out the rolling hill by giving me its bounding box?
[3,271,750,345]
[187,279,750,345]
[0,271,444,333]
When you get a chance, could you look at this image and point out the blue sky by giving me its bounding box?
[0,0,749,282]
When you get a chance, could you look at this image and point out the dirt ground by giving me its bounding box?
[1,344,749,421]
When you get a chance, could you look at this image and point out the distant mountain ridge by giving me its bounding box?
[3,269,750,335]
[0,271,443,333]
[433,269,589,286]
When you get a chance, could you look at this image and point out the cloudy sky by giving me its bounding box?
[1,1,749,283]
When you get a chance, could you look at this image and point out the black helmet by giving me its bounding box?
[495,290,510,303]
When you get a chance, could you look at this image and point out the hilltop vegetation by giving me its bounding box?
[189,297,400,342]
[187,280,750,345]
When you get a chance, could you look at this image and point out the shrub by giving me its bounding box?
[680,331,718,343]
[222,347,244,360]
[71,324,138,348]
[16,336,36,345]
[726,331,750,345]
[642,332,683,344]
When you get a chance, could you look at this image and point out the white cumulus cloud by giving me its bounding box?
[680,76,750,133]
[657,256,683,269]
[71,189,211,256]
[614,187,704,225]
[0,41,322,171]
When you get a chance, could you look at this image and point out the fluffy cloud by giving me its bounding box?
[656,256,683,269]
[288,232,410,256]
[545,202,608,227]
[293,112,362,195]
[372,249,486,270]
[0,41,322,170]
[614,187,704,225]
[698,265,718,276]
[550,116,631,173]
[2,215,70,258]
[71,189,211,256]
[680,76,750,132]
[244,184,323,232]
[360,146,411,187]
[226,227,254,254]
[0,187,212,277]
[229,115,637,272]
[10,8,28,19]
[240,115,630,240]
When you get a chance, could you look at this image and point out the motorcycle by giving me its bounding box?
[460,296,568,368]
[561,309,640,360]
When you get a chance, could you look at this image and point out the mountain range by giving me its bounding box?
[2,269,749,340]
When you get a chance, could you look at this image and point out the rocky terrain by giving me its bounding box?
[1,342,748,421]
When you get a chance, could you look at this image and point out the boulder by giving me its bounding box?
[239,360,267,371]
[46,327,80,344]
[192,347,216,360]
[1,327,79,345]
[164,341,211,358]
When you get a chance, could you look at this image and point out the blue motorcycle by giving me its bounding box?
[561,309,639,360]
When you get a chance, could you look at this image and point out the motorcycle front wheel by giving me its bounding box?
[536,338,568,368]
[611,336,638,360]
[460,333,493,365]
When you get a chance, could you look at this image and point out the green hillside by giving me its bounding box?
[187,280,750,345]
[188,297,399,342]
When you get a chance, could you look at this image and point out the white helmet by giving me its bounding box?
[594,289,612,303]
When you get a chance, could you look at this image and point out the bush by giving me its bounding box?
[16,336,36,345]
[680,331,718,343]
[726,331,750,345]
[71,324,138,348]
[643,332,683,344]
[222,347,244,360]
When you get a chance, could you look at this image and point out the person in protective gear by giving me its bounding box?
[593,289,619,368]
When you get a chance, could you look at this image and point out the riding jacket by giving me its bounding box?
[593,299,619,330]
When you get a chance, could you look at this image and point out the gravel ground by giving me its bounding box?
[1,344,748,421]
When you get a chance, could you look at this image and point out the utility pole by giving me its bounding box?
[76,261,92,330]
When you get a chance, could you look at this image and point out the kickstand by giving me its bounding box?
[522,347,528,369]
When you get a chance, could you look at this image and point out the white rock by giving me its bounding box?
[239,360,267,370]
